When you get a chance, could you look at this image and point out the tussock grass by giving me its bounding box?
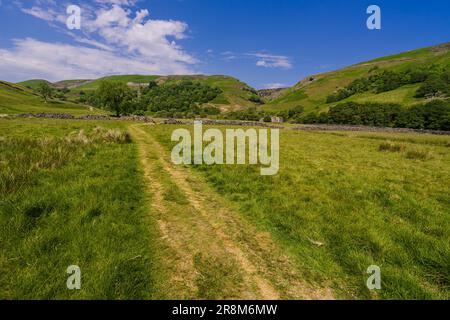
[379,142,406,153]
[0,119,163,299]
[406,149,433,160]
[193,253,244,299]
[0,127,131,195]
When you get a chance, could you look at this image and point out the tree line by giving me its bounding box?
[296,100,450,131]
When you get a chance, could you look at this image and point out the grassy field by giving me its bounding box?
[0,119,166,299]
[1,118,449,299]
[149,125,450,299]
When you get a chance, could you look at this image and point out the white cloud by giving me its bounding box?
[0,38,195,82]
[221,51,293,69]
[20,7,55,21]
[262,83,287,89]
[248,53,293,69]
[2,1,198,81]
[95,0,138,5]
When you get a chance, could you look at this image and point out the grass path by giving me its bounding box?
[129,125,333,300]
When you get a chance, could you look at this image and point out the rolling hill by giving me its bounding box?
[56,74,260,111]
[10,43,449,117]
[17,79,53,91]
[0,81,105,115]
[263,42,450,113]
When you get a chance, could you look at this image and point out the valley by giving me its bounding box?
[1,42,449,301]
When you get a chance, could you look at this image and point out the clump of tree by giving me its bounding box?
[36,82,55,103]
[95,81,137,117]
[54,88,70,101]
[141,80,222,117]
[86,80,222,118]
[225,105,305,123]
[326,66,449,103]
[301,100,450,131]
[415,69,450,98]
[395,100,450,130]
[249,94,265,104]
[327,102,402,127]
[225,107,262,121]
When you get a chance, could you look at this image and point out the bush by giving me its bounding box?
[379,142,406,153]
[302,113,319,124]
[263,116,272,123]
[249,94,264,104]
[406,149,432,160]
[415,71,450,98]
[225,107,262,121]
[133,110,146,116]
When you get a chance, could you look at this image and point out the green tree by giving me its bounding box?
[96,81,132,116]
[37,82,54,103]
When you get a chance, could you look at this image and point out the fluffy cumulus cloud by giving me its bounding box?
[1,0,198,81]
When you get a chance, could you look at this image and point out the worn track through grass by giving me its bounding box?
[129,125,333,300]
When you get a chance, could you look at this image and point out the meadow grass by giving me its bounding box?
[1,118,448,299]
[0,119,164,299]
[150,125,450,299]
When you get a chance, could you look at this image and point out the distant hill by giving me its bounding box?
[46,74,260,111]
[258,88,288,101]
[0,81,104,115]
[263,42,450,113]
[11,43,449,116]
[18,79,53,90]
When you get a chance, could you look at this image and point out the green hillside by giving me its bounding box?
[18,79,53,90]
[69,75,160,92]
[263,42,450,113]
[0,81,105,115]
[157,75,260,110]
[61,74,259,110]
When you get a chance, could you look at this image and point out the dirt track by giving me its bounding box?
[129,125,334,300]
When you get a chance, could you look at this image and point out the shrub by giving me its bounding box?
[415,72,450,98]
[302,113,319,124]
[133,110,146,116]
[263,116,272,123]
[379,142,406,153]
[249,94,264,104]
[406,149,432,160]
[102,129,132,144]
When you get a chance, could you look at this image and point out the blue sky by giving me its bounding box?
[0,0,449,88]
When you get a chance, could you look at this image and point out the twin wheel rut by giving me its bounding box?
[129,125,333,300]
